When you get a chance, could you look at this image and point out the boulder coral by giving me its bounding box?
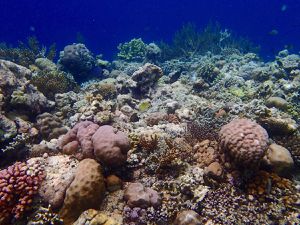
[59,121,130,167]
[92,125,130,167]
[59,159,106,225]
[124,182,161,209]
[219,118,269,169]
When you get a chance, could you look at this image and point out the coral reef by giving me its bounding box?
[2,28,300,225]
[0,59,54,116]
[132,63,163,96]
[117,38,147,62]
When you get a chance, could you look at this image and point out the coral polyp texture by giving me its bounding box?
[219,118,269,169]
[0,161,44,223]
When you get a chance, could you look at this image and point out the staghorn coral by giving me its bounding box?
[219,118,269,169]
[138,133,159,152]
[0,160,44,224]
[157,138,193,175]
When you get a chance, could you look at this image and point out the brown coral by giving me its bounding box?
[59,159,106,225]
[36,112,67,140]
[219,118,269,169]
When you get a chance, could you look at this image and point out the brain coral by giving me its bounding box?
[219,118,269,169]
[59,158,106,225]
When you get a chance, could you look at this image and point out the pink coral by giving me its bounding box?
[58,121,99,159]
[59,122,130,167]
[92,125,130,167]
[0,161,44,223]
[219,118,269,169]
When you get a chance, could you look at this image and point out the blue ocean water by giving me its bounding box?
[1,0,300,60]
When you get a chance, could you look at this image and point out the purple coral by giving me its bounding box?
[219,118,269,168]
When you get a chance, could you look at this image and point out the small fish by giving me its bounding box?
[269,29,279,36]
[281,4,287,12]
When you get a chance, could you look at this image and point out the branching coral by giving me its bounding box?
[117,38,147,61]
[0,161,44,223]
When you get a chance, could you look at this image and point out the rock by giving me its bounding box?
[132,63,163,94]
[173,210,202,225]
[263,143,294,174]
[59,159,106,225]
[265,97,289,110]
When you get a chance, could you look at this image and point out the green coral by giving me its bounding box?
[117,38,147,61]
[138,101,151,112]
[31,70,79,100]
